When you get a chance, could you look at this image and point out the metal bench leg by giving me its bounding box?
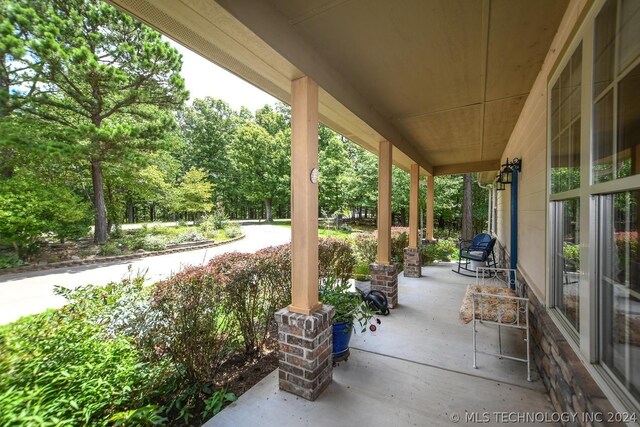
[472,299,478,369]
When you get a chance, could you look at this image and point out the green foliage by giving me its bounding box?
[351,229,410,268]
[99,241,125,256]
[223,224,242,239]
[0,309,169,426]
[0,252,23,269]
[563,242,580,261]
[354,262,370,281]
[3,0,189,243]
[200,201,228,235]
[319,277,374,331]
[229,120,289,220]
[353,233,377,264]
[208,252,280,354]
[318,238,356,284]
[421,238,459,264]
[0,173,91,258]
[174,167,213,216]
[202,388,237,419]
[151,267,233,384]
[108,405,168,426]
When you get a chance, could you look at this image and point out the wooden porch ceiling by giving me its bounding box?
[107,0,568,176]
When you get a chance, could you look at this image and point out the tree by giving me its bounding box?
[0,173,92,258]
[178,98,237,205]
[318,127,351,214]
[4,0,188,243]
[174,167,213,219]
[230,122,289,222]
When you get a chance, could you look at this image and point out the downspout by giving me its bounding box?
[510,167,519,290]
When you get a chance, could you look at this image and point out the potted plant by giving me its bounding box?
[320,277,376,363]
[353,262,371,292]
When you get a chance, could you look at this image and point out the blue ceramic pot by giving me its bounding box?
[332,321,353,359]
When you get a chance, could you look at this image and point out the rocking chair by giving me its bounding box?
[453,233,497,277]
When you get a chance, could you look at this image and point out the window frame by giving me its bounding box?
[546,0,640,413]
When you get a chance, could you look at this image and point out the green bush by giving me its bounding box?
[0,309,170,426]
[352,229,409,268]
[319,238,356,283]
[152,267,235,384]
[353,233,377,264]
[421,237,459,263]
[200,202,229,235]
[0,252,23,269]
[0,173,92,259]
[224,225,242,239]
[99,241,125,256]
[353,262,370,281]
[208,252,276,355]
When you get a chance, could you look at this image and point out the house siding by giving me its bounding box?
[497,0,591,302]
[495,0,631,424]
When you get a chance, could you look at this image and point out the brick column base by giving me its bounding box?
[369,263,398,308]
[403,247,422,278]
[275,305,335,401]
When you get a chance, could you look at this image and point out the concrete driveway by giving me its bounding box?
[0,224,291,325]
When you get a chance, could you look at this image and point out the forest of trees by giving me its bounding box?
[0,0,488,254]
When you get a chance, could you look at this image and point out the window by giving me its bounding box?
[551,199,581,331]
[592,0,640,183]
[550,44,582,194]
[549,42,583,332]
[548,0,640,409]
[598,191,640,401]
[591,0,640,407]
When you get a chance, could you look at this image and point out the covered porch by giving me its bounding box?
[207,264,554,427]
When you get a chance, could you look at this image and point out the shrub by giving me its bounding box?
[99,241,125,256]
[319,238,356,283]
[352,229,409,268]
[223,225,242,239]
[353,233,377,264]
[142,235,167,251]
[0,174,92,259]
[200,202,229,235]
[421,237,459,263]
[353,262,370,281]
[0,309,170,426]
[0,252,23,269]
[208,252,275,355]
[151,267,235,384]
[175,230,206,243]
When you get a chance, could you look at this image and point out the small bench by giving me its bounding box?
[459,268,531,381]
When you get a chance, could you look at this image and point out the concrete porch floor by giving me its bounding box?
[206,264,556,427]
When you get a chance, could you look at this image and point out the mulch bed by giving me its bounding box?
[219,342,279,398]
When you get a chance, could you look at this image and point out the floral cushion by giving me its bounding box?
[460,285,524,325]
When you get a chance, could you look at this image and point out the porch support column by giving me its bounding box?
[404,163,422,277]
[426,174,435,241]
[370,140,398,307]
[276,76,333,401]
[288,76,321,315]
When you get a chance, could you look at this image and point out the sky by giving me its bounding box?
[167,39,278,113]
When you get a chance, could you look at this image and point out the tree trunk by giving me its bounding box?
[91,160,108,244]
[264,198,273,222]
[127,203,134,223]
[462,173,473,240]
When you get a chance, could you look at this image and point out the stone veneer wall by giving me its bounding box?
[494,241,624,426]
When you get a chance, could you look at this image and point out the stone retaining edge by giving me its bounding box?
[0,234,246,276]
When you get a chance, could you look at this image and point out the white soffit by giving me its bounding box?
[107,0,568,176]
